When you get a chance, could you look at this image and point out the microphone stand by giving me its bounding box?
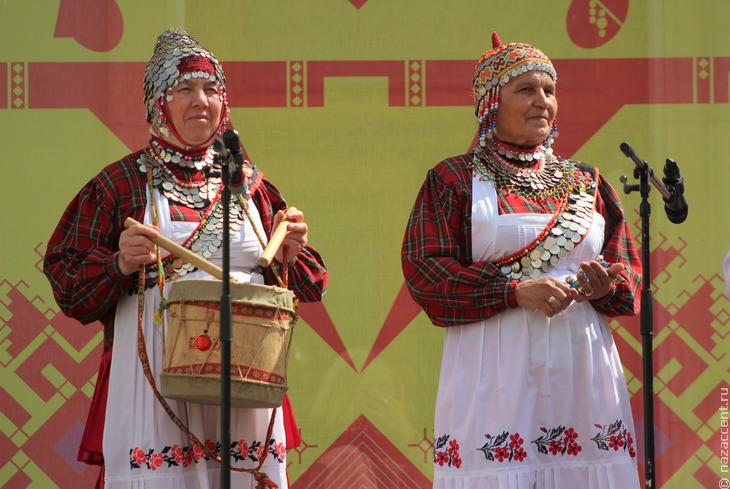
[619,142,674,489]
[214,131,246,489]
[219,154,233,489]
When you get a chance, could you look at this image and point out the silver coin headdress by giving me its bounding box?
[143,28,228,140]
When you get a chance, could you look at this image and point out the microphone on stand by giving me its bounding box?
[212,138,228,161]
[223,129,246,195]
[661,158,689,224]
[213,130,246,195]
[619,142,688,224]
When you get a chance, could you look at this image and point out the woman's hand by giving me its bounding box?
[572,260,624,302]
[515,275,576,317]
[272,209,308,264]
[117,224,159,275]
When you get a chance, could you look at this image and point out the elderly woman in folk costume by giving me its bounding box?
[44,28,328,489]
[401,32,642,488]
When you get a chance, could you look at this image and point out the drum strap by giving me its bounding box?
[237,195,287,289]
[238,195,300,325]
[135,270,279,488]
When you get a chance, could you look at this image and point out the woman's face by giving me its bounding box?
[165,78,223,146]
[493,71,557,146]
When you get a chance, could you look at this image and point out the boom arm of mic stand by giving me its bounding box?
[619,142,671,200]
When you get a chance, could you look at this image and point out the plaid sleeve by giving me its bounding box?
[43,154,147,325]
[252,178,328,303]
[589,172,642,316]
[401,156,517,327]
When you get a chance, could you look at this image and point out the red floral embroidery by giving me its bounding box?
[183,450,194,468]
[149,453,164,470]
[566,441,583,456]
[170,444,183,464]
[131,447,147,466]
[478,431,527,463]
[494,446,509,462]
[512,445,527,462]
[129,436,285,470]
[532,426,583,457]
[433,434,462,468]
[509,433,524,449]
[236,440,249,457]
[609,434,625,450]
[591,420,636,459]
[275,442,287,460]
[255,445,266,460]
[626,431,636,459]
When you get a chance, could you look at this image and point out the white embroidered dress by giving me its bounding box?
[432,175,640,489]
[102,187,288,489]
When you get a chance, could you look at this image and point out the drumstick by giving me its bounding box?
[124,217,225,281]
[258,207,298,267]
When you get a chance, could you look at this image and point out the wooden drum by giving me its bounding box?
[161,279,295,409]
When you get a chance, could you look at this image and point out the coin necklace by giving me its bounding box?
[139,157,247,283]
[140,149,219,209]
[471,147,598,280]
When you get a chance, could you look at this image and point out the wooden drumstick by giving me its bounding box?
[124,217,225,281]
[258,207,298,267]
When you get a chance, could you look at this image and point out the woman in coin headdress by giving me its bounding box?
[44,28,327,489]
[401,32,642,488]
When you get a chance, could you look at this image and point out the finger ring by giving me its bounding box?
[548,296,557,304]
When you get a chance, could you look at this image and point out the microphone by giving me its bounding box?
[661,158,689,224]
[222,129,246,195]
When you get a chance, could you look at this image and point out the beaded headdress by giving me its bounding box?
[472,32,558,151]
[143,28,229,145]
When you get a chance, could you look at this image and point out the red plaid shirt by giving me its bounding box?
[44,150,328,350]
[401,153,641,327]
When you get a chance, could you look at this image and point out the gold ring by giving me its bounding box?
[548,296,557,304]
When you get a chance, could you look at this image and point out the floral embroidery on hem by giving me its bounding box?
[532,425,583,457]
[434,434,463,468]
[129,437,285,471]
[477,431,527,462]
[591,420,636,459]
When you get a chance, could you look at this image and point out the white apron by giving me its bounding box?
[432,176,640,489]
[103,188,288,488]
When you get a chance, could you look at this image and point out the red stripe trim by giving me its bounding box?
[165,363,285,385]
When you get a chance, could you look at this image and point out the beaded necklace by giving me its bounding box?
[150,138,214,170]
[471,146,576,200]
[487,137,545,162]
